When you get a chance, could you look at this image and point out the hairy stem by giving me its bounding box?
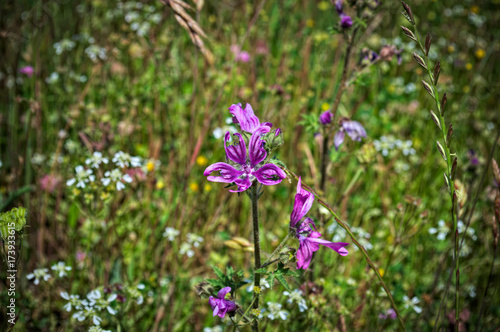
[251,184,261,332]
[284,168,406,331]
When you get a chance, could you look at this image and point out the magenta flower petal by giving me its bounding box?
[290,177,314,227]
[229,103,261,133]
[334,130,345,150]
[248,126,270,167]
[296,237,314,270]
[204,162,243,183]
[217,287,232,299]
[307,237,349,256]
[230,177,252,193]
[224,132,247,165]
[254,164,286,186]
[19,66,34,77]
[319,110,333,125]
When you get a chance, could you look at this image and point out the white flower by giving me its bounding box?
[396,139,416,156]
[374,135,396,156]
[264,302,289,320]
[112,151,142,168]
[61,291,81,312]
[203,326,223,332]
[87,290,117,315]
[89,326,111,332]
[31,153,46,165]
[85,45,107,62]
[179,242,194,257]
[163,227,180,241]
[102,168,133,191]
[457,220,477,241]
[402,295,422,314]
[51,261,72,278]
[45,72,59,84]
[67,165,95,188]
[186,233,204,247]
[213,125,237,139]
[246,279,270,293]
[53,39,76,55]
[27,268,51,285]
[65,140,79,154]
[125,284,145,305]
[283,289,308,312]
[429,220,449,241]
[85,152,109,169]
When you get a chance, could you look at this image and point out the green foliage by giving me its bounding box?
[0,207,27,239]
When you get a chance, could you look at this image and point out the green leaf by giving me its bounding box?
[212,265,225,280]
[266,274,276,290]
[254,268,269,274]
[275,273,291,291]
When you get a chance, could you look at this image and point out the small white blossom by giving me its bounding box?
[203,326,223,332]
[51,261,72,278]
[457,220,477,241]
[46,72,59,84]
[263,302,289,320]
[67,165,95,188]
[179,242,194,257]
[163,227,180,241]
[112,151,142,168]
[396,139,416,156]
[31,153,46,165]
[403,295,422,314]
[102,168,133,191]
[374,135,397,156]
[246,279,270,293]
[85,45,107,62]
[27,268,51,285]
[429,220,449,240]
[89,326,111,332]
[283,289,308,312]
[61,291,81,312]
[186,233,204,247]
[53,39,76,55]
[86,152,109,169]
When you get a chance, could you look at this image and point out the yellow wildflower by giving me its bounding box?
[465,63,473,70]
[196,155,208,167]
[475,48,485,59]
[189,182,199,192]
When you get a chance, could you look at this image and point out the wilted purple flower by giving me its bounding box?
[380,45,403,65]
[379,308,397,320]
[209,287,236,318]
[229,103,272,133]
[333,119,367,150]
[319,110,333,125]
[340,14,353,29]
[204,126,286,192]
[19,66,34,77]
[468,149,479,166]
[291,178,349,270]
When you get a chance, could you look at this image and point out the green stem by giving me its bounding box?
[285,169,406,331]
[337,167,364,205]
[250,184,261,332]
[412,23,458,330]
[261,233,293,268]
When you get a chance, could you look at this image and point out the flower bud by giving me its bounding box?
[319,111,333,125]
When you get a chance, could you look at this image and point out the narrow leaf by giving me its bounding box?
[444,173,451,192]
[254,268,269,274]
[212,266,225,280]
[266,274,275,290]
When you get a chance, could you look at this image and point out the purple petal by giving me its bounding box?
[290,178,314,228]
[230,177,252,193]
[224,299,237,313]
[340,14,353,29]
[248,126,270,167]
[296,237,319,270]
[204,162,243,183]
[334,130,345,150]
[343,121,367,141]
[217,287,232,299]
[319,111,333,125]
[307,237,349,256]
[254,164,286,186]
[229,103,261,133]
[224,132,247,165]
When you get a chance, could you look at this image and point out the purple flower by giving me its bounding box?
[229,103,272,134]
[291,177,349,270]
[333,119,367,150]
[319,110,333,125]
[296,218,349,270]
[379,308,397,320]
[204,126,286,192]
[334,0,343,14]
[209,287,236,318]
[236,51,251,63]
[19,66,34,77]
[340,14,353,29]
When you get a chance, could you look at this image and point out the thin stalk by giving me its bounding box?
[319,133,329,193]
[261,233,293,268]
[337,167,364,205]
[284,168,406,331]
[411,21,458,329]
[250,184,261,332]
